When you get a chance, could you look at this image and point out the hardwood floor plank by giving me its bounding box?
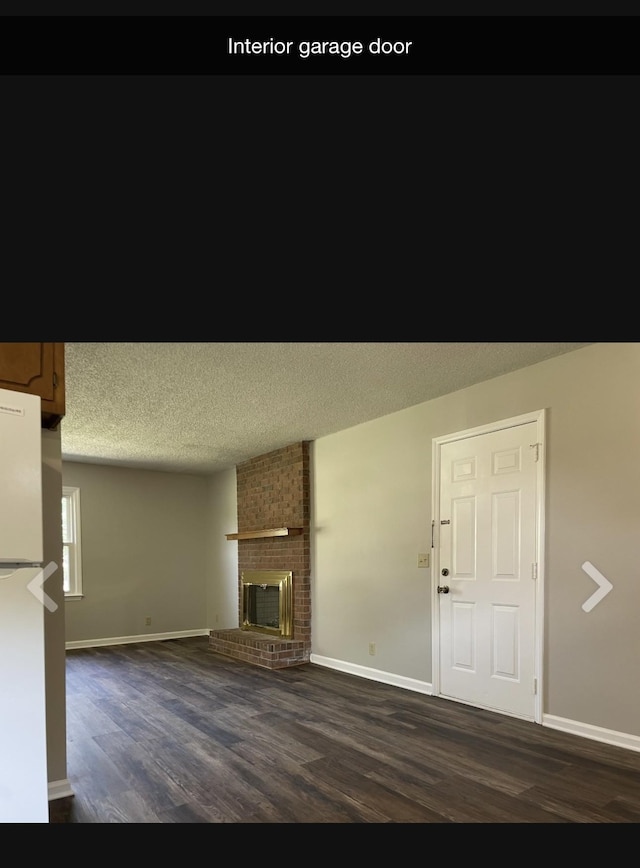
[413,776,571,824]
[65,733,131,806]
[59,638,640,823]
[515,782,629,823]
[302,754,452,823]
[599,796,640,822]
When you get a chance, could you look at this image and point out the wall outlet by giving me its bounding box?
[368,642,376,656]
[145,616,152,626]
[417,553,430,568]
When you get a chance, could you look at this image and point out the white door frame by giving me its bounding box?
[431,409,546,724]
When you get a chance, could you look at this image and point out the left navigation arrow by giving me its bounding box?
[27,562,59,612]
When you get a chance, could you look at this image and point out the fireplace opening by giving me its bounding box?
[241,570,293,639]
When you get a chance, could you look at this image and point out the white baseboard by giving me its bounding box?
[311,654,640,755]
[65,628,210,650]
[48,778,73,801]
[310,653,433,694]
[543,713,640,754]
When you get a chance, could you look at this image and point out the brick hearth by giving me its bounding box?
[209,442,311,669]
[208,629,308,670]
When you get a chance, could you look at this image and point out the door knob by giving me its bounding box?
[437,585,450,594]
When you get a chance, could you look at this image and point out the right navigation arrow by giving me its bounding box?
[581,561,613,613]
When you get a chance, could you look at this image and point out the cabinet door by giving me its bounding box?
[0,342,65,429]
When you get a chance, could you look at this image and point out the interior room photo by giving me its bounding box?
[2,341,640,824]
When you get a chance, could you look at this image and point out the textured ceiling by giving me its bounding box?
[60,342,593,476]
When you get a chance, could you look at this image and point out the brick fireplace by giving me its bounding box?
[208,441,311,669]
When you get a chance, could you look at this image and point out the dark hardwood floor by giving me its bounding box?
[59,636,640,823]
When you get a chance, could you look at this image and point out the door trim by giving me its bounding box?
[431,409,546,724]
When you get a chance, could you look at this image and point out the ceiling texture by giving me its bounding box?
[60,342,593,476]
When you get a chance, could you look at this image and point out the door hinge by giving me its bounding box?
[530,442,540,461]
[431,520,435,549]
[534,678,538,695]
[532,563,538,580]
[53,371,58,389]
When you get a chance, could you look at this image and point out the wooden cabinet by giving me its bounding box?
[0,343,65,430]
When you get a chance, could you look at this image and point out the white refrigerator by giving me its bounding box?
[0,387,49,823]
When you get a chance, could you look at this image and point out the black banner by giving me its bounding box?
[1,13,639,74]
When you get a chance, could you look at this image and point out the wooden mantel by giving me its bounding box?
[225,527,303,541]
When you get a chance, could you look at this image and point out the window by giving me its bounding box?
[62,486,83,599]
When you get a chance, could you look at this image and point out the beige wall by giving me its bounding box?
[205,466,239,631]
[62,463,210,643]
[312,342,640,742]
[42,429,67,795]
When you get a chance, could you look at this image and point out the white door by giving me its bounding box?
[433,412,544,722]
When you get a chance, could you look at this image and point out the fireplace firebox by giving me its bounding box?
[241,570,293,639]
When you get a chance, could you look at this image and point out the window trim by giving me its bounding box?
[62,485,83,600]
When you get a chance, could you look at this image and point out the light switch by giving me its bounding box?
[417,553,430,568]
